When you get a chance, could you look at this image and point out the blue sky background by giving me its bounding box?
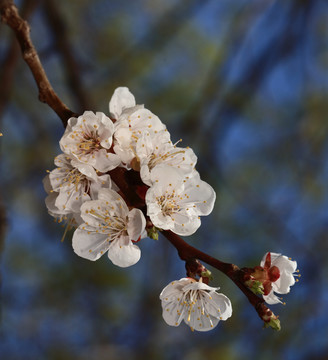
[1,0,328,359]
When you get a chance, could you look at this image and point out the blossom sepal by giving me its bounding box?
[244,279,264,295]
[146,226,159,240]
[263,315,281,331]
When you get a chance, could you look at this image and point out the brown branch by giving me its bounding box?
[0,0,38,118]
[108,166,273,324]
[161,230,271,320]
[0,0,75,126]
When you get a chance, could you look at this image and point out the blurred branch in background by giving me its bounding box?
[183,0,314,170]
[0,0,75,125]
[104,0,211,84]
[0,0,38,326]
[42,0,92,112]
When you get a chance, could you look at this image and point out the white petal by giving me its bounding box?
[263,290,282,305]
[93,150,121,172]
[127,208,146,242]
[271,254,297,273]
[171,216,201,236]
[139,163,152,186]
[149,165,184,190]
[72,160,98,180]
[183,178,216,216]
[273,271,295,294]
[204,292,232,321]
[183,281,218,292]
[80,200,107,227]
[128,108,166,133]
[186,304,218,332]
[160,279,189,301]
[97,188,129,216]
[72,228,109,261]
[45,192,60,213]
[109,87,136,120]
[43,174,52,194]
[161,300,185,327]
[107,236,141,267]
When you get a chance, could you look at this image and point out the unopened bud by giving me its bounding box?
[147,226,159,240]
[264,317,281,331]
[201,269,213,282]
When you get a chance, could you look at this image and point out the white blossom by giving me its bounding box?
[145,165,216,235]
[109,86,137,120]
[111,91,167,166]
[45,154,112,215]
[135,130,197,186]
[60,111,120,172]
[260,252,299,305]
[43,173,82,227]
[160,278,232,332]
[72,188,146,267]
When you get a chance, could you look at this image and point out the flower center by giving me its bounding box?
[75,129,102,156]
[156,193,180,216]
[63,168,90,193]
[177,288,220,329]
[148,148,186,170]
[88,208,127,238]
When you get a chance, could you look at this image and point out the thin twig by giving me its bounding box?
[0,0,38,118]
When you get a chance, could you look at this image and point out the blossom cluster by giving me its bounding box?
[44,87,216,266]
[44,87,298,332]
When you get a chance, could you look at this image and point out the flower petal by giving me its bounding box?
[72,228,109,261]
[107,235,141,267]
[172,216,201,236]
[94,150,121,172]
[204,292,233,321]
[161,300,185,327]
[263,290,282,305]
[160,278,190,301]
[109,87,136,120]
[127,208,146,242]
[273,271,295,294]
[97,188,129,217]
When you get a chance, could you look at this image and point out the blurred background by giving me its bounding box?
[0,0,328,359]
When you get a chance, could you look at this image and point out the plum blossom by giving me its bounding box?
[60,111,120,172]
[109,86,137,120]
[160,278,232,332]
[135,130,197,186]
[72,188,146,267]
[260,252,299,305]
[43,174,82,227]
[109,87,167,167]
[45,154,112,215]
[145,165,216,235]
